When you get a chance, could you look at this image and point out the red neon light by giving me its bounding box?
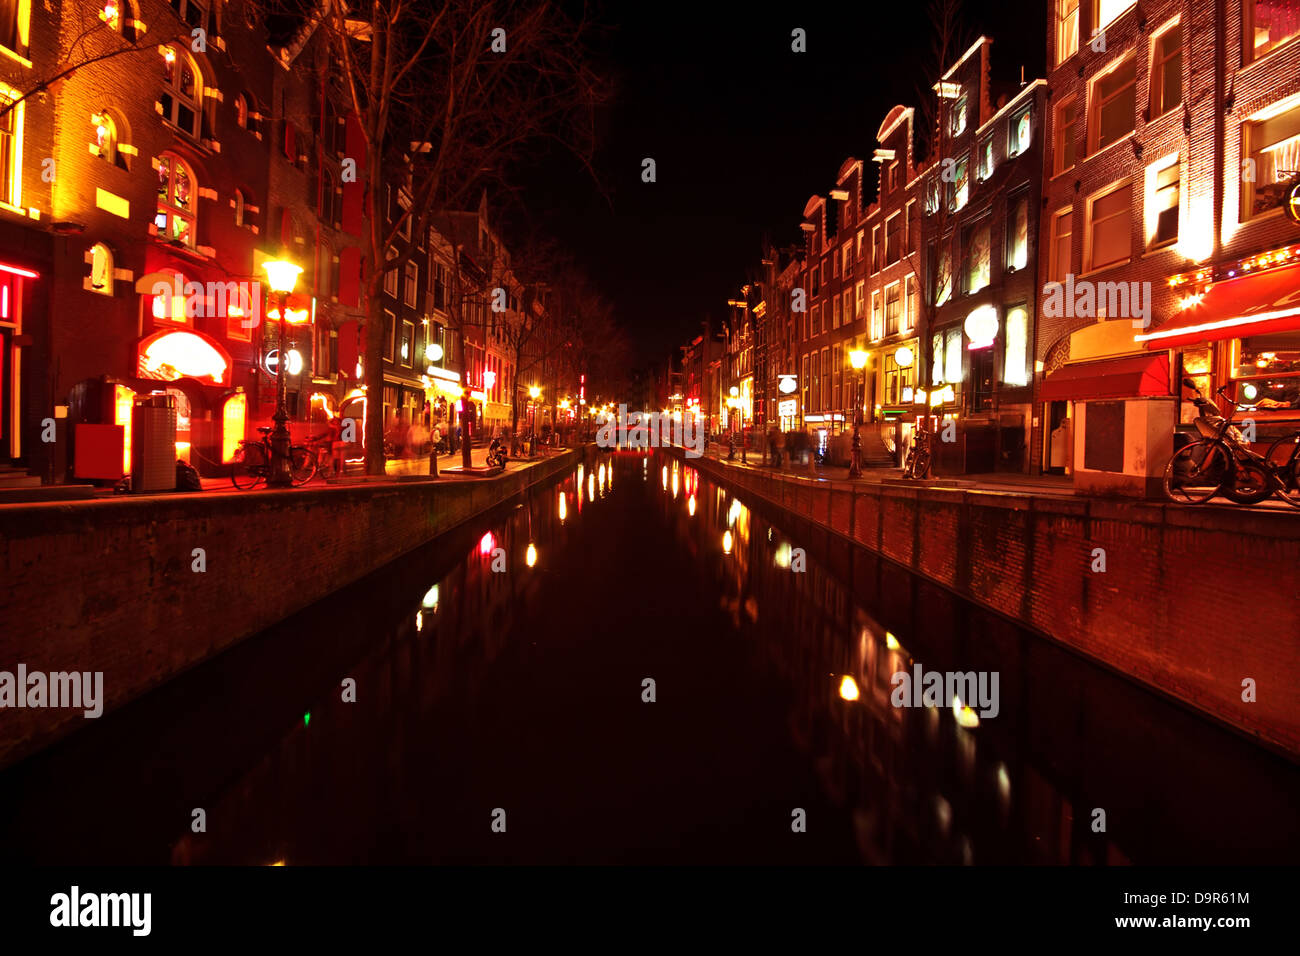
[0,262,39,279]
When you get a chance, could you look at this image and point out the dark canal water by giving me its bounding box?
[2,451,1298,864]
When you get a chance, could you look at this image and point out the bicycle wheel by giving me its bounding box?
[230,442,267,490]
[1163,440,1230,504]
[1223,457,1273,504]
[1265,433,1300,506]
[289,445,317,486]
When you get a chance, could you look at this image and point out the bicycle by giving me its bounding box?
[230,426,315,489]
[903,417,934,479]
[1163,381,1300,508]
[1264,428,1300,500]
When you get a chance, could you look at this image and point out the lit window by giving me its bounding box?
[1057,0,1079,63]
[934,247,952,306]
[904,275,917,331]
[1086,180,1133,272]
[832,293,841,328]
[383,250,398,297]
[1008,194,1029,271]
[944,328,962,384]
[1089,54,1136,153]
[947,155,969,211]
[155,154,197,247]
[1241,101,1300,220]
[855,280,865,320]
[0,0,30,60]
[1003,307,1029,385]
[1095,0,1135,33]
[1050,208,1073,283]
[870,291,882,339]
[160,46,202,139]
[0,86,22,207]
[88,243,113,295]
[978,138,994,180]
[1245,1,1300,62]
[1150,23,1182,118]
[1053,96,1077,175]
[949,93,967,137]
[1147,158,1180,249]
[1009,107,1031,157]
[234,93,248,129]
[965,222,991,294]
[884,283,901,336]
[93,111,117,163]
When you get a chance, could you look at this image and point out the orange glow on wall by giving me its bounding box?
[137,328,231,385]
[114,384,134,476]
[222,392,246,462]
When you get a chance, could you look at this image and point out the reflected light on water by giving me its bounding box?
[526,543,537,568]
[671,470,679,498]
[587,474,595,501]
[727,498,743,527]
[577,464,584,487]
[722,530,733,554]
[775,543,792,568]
[688,494,696,516]
[838,675,860,701]
[415,610,423,632]
[953,696,981,729]
[598,463,606,488]
[661,466,668,490]
[479,532,496,555]
[421,585,439,609]
[558,492,567,523]
[885,631,900,650]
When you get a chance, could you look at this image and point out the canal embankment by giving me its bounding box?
[670,447,1300,760]
[0,446,593,768]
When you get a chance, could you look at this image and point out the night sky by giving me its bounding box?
[514,1,1047,362]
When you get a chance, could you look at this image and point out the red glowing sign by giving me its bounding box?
[137,328,232,385]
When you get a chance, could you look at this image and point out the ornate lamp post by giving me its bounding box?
[262,257,303,487]
[848,349,868,479]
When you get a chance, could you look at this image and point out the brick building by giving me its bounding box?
[919,39,1047,474]
[1036,0,1300,494]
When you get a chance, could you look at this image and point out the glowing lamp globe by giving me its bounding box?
[529,386,541,400]
[262,258,302,295]
[425,342,444,363]
[849,349,869,370]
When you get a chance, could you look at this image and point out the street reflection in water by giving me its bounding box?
[1,451,1296,864]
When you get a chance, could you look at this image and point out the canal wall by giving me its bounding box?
[674,450,1300,760]
[0,448,591,769]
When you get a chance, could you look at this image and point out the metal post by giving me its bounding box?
[848,369,863,479]
[268,291,293,487]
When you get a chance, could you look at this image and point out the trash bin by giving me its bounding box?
[132,393,177,492]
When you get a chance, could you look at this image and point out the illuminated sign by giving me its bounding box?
[1287,180,1300,226]
[778,374,798,394]
[137,329,231,385]
[264,348,304,376]
[964,305,998,350]
[778,399,797,417]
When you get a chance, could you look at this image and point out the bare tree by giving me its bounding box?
[295,0,601,473]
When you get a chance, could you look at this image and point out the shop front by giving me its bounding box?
[1137,254,1300,451]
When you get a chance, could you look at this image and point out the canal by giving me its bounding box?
[2,451,1297,864]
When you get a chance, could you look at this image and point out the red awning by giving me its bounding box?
[1040,353,1170,402]
[1137,262,1300,349]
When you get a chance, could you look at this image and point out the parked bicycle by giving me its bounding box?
[903,417,934,479]
[1163,379,1300,508]
[230,426,315,489]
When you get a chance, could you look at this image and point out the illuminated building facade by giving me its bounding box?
[920,39,1046,474]
[1037,0,1300,494]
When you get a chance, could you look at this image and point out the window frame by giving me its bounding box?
[1053,95,1078,176]
[159,46,203,141]
[155,153,198,248]
[1088,52,1137,155]
[1149,20,1183,120]
[1084,178,1134,273]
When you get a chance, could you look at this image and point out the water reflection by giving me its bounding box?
[657,456,1300,865]
[1,452,1296,865]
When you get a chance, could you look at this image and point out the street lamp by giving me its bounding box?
[528,385,541,453]
[262,257,303,487]
[849,349,869,479]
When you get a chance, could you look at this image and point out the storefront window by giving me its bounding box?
[883,352,914,406]
[1233,332,1300,409]
[944,328,963,386]
[1003,307,1029,385]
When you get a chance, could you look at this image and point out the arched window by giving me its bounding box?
[233,188,245,227]
[87,243,114,295]
[159,46,202,139]
[234,93,247,129]
[156,154,197,247]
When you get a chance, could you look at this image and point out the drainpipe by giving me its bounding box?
[1213,0,1225,266]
